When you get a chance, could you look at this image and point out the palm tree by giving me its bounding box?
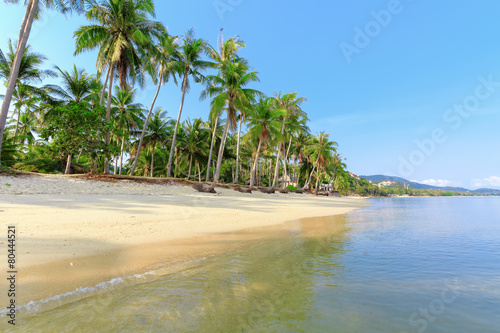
[201,58,260,186]
[270,92,307,188]
[74,0,164,173]
[246,98,284,188]
[203,114,224,180]
[166,29,213,178]
[130,32,181,175]
[0,0,85,165]
[110,85,144,174]
[290,128,310,187]
[179,118,209,180]
[303,132,338,191]
[49,65,95,103]
[204,30,245,182]
[0,41,56,139]
[142,109,171,177]
[44,64,95,173]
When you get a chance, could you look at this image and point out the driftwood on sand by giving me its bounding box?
[193,183,216,193]
[238,186,253,194]
[291,188,304,194]
[258,187,275,194]
[278,188,288,194]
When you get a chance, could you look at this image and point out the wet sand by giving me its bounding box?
[0,174,368,306]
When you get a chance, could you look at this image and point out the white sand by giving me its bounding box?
[0,173,368,304]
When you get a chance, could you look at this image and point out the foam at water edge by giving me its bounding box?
[0,255,211,318]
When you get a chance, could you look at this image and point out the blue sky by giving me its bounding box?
[1,0,499,189]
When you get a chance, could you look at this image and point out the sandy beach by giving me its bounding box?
[0,173,368,307]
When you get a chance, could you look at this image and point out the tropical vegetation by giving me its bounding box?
[2,0,453,197]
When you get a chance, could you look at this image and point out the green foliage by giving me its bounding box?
[1,130,20,167]
[219,160,233,183]
[40,101,117,160]
[287,185,297,191]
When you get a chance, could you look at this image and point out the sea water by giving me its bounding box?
[3,197,500,332]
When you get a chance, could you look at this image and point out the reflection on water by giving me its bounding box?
[5,198,500,332]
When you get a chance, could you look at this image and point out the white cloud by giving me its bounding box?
[471,176,500,188]
[420,179,456,187]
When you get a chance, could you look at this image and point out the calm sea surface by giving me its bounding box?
[6,197,500,332]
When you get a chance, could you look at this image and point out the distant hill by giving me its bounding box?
[360,175,500,194]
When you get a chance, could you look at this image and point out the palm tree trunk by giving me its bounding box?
[281,136,293,189]
[113,137,119,175]
[15,1,32,53]
[100,66,111,107]
[0,0,38,166]
[205,115,218,181]
[187,154,193,180]
[304,156,319,189]
[64,154,72,175]
[234,115,243,183]
[77,149,83,163]
[119,136,125,175]
[249,138,263,188]
[197,161,202,182]
[211,117,230,186]
[315,169,320,195]
[130,74,162,175]
[167,70,188,178]
[103,65,114,174]
[271,120,285,188]
[150,141,156,177]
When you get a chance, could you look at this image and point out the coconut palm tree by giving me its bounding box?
[246,98,284,188]
[178,118,209,180]
[290,128,310,187]
[203,115,224,180]
[142,109,171,177]
[166,29,213,178]
[270,92,307,188]
[201,58,261,186]
[0,0,85,165]
[110,84,144,174]
[0,41,56,138]
[303,132,338,190]
[204,30,245,182]
[130,32,181,175]
[74,0,164,173]
[43,64,96,173]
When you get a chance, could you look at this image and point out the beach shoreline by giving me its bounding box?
[0,174,369,307]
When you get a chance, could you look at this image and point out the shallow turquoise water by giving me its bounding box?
[6,197,500,332]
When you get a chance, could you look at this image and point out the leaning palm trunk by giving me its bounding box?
[100,66,111,107]
[304,156,320,189]
[234,115,243,183]
[119,136,125,175]
[167,71,188,178]
[150,143,156,177]
[113,137,120,175]
[197,162,202,182]
[271,120,285,187]
[187,154,193,180]
[103,65,115,174]
[205,115,218,181]
[315,169,320,195]
[65,154,72,175]
[130,73,163,175]
[0,0,38,165]
[211,118,230,186]
[249,138,263,188]
[281,136,293,188]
